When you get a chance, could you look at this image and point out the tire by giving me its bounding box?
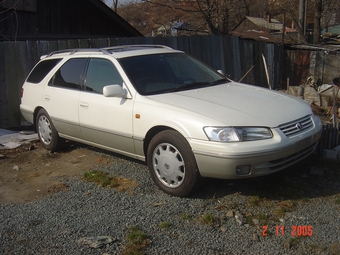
[36,109,64,152]
[147,130,201,197]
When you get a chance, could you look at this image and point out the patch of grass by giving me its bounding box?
[248,195,261,206]
[284,236,307,250]
[180,213,191,220]
[303,244,327,254]
[334,195,340,205]
[330,243,340,255]
[159,221,170,229]
[83,170,118,188]
[256,213,269,226]
[124,226,150,255]
[199,213,216,225]
[273,200,295,218]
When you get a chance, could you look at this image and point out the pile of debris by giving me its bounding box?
[286,83,340,120]
[285,81,340,159]
[0,129,38,157]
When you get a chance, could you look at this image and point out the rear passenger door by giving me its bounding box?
[43,58,87,139]
[79,58,135,156]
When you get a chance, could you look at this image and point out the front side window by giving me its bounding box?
[27,58,62,83]
[48,58,87,90]
[85,58,123,94]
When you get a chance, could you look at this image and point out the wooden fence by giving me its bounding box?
[0,35,339,128]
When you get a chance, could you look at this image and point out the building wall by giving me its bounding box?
[0,0,141,41]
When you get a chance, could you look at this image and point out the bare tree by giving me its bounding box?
[142,0,267,35]
[269,0,340,44]
[310,0,340,43]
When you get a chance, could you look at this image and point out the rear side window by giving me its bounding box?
[49,58,87,90]
[26,59,62,83]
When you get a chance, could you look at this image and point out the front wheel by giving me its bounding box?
[36,108,64,152]
[147,130,201,197]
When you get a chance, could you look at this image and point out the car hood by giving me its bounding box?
[146,82,312,127]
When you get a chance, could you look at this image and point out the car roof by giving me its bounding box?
[40,45,184,60]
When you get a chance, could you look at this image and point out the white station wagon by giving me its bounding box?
[20,45,322,197]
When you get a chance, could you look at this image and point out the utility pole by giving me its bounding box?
[298,0,305,43]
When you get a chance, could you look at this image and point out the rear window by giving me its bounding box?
[26,59,62,83]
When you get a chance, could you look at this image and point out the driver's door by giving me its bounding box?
[79,58,135,156]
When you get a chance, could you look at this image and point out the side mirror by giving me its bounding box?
[103,85,126,98]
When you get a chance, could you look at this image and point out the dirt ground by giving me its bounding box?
[0,140,113,204]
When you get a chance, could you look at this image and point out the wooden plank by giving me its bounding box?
[231,36,241,81]
[26,41,39,72]
[47,41,59,54]
[68,40,79,49]
[92,38,109,48]
[189,35,203,60]
[176,36,190,53]
[107,38,120,47]
[0,42,9,128]
[222,36,233,79]
[4,41,27,127]
[78,39,89,48]
[240,39,255,84]
[57,40,69,50]
[37,41,49,58]
[210,35,223,71]
[165,37,178,50]
[253,41,268,88]
[266,43,275,89]
[202,36,214,68]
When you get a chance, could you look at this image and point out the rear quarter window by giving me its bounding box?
[26,59,62,83]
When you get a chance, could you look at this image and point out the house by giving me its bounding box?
[0,0,142,129]
[231,15,298,44]
[0,0,143,41]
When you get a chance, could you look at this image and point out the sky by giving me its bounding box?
[104,0,136,8]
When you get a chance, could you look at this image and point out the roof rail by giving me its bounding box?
[102,45,173,52]
[45,45,172,57]
[46,48,111,57]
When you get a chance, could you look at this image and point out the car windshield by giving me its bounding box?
[119,53,228,95]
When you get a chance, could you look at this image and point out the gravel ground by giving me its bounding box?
[1,149,340,255]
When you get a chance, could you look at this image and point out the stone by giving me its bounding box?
[220,225,227,232]
[310,167,324,175]
[252,219,260,225]
[226,210,234,217]
[77,236,115,249]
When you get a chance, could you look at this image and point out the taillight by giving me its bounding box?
[21,88,24,98]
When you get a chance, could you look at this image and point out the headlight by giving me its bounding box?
[204,127,272,142]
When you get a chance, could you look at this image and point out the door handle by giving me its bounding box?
[44,95,50,101]
[80,102,89,108]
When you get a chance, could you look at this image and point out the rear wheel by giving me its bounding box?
[147,130,201,197]
[36,109,64,151]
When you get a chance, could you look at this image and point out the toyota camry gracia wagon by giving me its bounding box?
[20,45,322,197]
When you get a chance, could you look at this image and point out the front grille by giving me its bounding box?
[279,115,314,137]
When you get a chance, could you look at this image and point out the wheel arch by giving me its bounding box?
[33,106,44,131]
[143,125,185,163]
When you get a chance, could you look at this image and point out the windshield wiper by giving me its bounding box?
[212,78,230,85]
[172,82,210,92]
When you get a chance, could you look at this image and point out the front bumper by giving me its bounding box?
[191,126,322,179]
